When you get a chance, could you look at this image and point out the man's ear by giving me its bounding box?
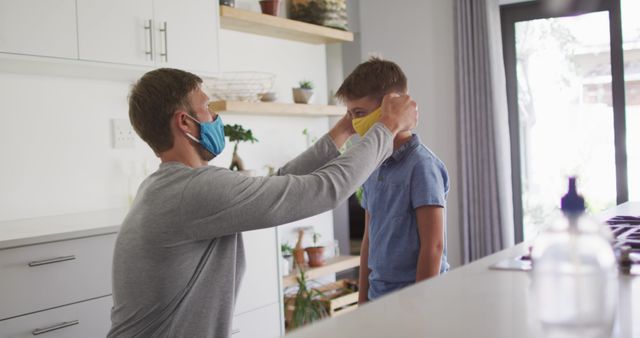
[174,111,191,133]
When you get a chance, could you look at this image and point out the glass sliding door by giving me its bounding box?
[502,0,629,242]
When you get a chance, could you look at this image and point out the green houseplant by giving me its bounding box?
[285,265,328,330]
[292,80,314,104]
[305,232,325,267]
[224,124,258,171]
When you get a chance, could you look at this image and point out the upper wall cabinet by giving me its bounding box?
[0,0,78,59]
[77,0,154,67]
[77,0,219,73]
[153,0,219,73]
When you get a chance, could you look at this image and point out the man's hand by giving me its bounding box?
[378,93,418,136]
[328,111,356,149]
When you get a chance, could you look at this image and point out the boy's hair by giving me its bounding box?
[335,56,407,102]
[128,68,202,154]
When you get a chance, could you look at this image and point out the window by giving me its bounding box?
[501,0,633,242]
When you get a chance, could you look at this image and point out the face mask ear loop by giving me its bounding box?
[183,113,202,144]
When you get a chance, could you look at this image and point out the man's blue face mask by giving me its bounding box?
[184,113,226,156]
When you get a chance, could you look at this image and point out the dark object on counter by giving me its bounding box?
[260,0,280,15]
[220,0,235,7]
[607,215,640,250]
[618,245,633,275]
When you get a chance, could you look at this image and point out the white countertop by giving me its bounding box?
[288,202,640,338]
[0,208,127,249]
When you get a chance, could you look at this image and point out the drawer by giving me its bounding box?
[0,295,112,338]
[234,228,280,315]
[0,234,116,320]
[232,303,281,338]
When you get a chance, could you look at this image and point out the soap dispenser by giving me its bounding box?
[531,177,618,338]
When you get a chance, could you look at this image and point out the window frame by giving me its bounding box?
[500,0,628,243]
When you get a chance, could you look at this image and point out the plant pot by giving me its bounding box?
[292,88,314,104]
[293,248,306,268]
[260,0,280,16]
[305,246,325,267]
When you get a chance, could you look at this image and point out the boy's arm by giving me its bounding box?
[415,206,444,282]
[358,211,371,304]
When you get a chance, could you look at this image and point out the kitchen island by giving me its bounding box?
[288,202,640,338]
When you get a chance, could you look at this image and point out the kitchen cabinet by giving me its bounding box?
[235,228,280,316]
[0,234,116,320]
[232,303,281,338]
[0,209,283,337]
[0,296,112,338]
[0,0,78,59]
[77,0,219,73]
[0,209,125,338]
[76,0,154,67]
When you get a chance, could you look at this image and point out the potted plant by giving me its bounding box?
[259,0,280,15]
[284,267,328,331]
[292,80,314,104]
[281,243,294,276]
[224,124,258,171]
[305,232,325,267]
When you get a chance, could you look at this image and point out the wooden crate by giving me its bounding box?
[316,279,358,317]
[283,279,358,330]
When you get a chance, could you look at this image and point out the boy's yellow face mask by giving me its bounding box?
[352,107,382,137]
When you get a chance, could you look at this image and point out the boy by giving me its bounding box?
[336,57,450,303]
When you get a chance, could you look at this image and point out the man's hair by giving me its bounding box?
[128,68,202,153]
[335,56,407,102]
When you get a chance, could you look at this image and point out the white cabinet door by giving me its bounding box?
[234,228,280,316]
[77,0,154,66]
[0,296,112,338]
[153,0,219,73]
[0,0,77,59]
[232,303,281,338]
[0,234,116,320]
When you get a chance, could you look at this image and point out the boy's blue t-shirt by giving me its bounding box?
[361,134,449,300]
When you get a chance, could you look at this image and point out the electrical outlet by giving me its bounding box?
[111,119,135,149]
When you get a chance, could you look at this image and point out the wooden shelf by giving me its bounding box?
[219,6,354,44]
[209,100,345,117]
[282,255,360,288]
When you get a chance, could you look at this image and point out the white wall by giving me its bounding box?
[352,0,462,267]
[0,72,156,221]
[0,0,336,250]
[215,11,337,249]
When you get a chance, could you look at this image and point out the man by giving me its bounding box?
[108,68,417,337]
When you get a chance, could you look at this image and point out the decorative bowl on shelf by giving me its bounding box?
[203,72,275,102]
[260,91,277,102]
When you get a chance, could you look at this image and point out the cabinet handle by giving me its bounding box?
[28,255,76,267]
[231,328,240,335]
[160,21,168,62]
[32,320,79,335]
[144,19,154,61]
